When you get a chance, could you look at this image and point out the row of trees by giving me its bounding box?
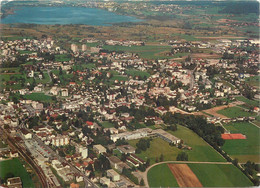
[162,113,225,147]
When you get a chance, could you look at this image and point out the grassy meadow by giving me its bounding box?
[218,106,256,118]
[0,158,35,188]
[128,125,225,164]
[222,122,260,163]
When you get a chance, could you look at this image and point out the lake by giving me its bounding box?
[1,6,143,25]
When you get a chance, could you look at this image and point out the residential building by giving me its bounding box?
[93,144,106,154]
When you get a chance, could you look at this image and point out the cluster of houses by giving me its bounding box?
[0,35,259,187]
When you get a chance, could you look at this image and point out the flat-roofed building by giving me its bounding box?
[152,129,181,145]
[117,145,135,154]
[93,144,106,154]
[107,169,120,182]
[7,177,22,188]
[110,128,153,142]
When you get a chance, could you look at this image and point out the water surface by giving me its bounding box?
[1,6,143,25]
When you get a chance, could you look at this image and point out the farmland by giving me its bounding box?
[147,163,253,187]
[222,122,260,163]
[217,106,256,118]
[188,163,253,187]
[168,164,202,187]
[147,163,179,187]
[0,158,35,188]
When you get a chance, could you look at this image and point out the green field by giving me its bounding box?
[245,75,259,87]
[128,125,225,164]
[222,122,260,163]
[51,70,74,86]
[125,69,150,79]
[188,163,253,187]
[0,69,50,89]
[147,163,252,187]
[18,50,35,55]
[110,75,128,82]
[218,106,256,118]
[24,93,53,102]
[0,158,35,187]
[147,163,179,187]
[168,125,225,162]
[235,96,259,107]
[55,54,71,62]
[128,137,180,164]
[103,45,172,59]
[100,121,114,128]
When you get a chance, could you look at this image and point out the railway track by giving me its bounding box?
[2,128,50,188]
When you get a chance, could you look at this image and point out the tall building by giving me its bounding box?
[51,135,69,146]
[82,44,87,51]
[71,44,78,53]
[81,148,88,158]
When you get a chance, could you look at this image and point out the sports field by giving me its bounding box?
[222,122,260,163]
[147,163,253,187]
[0,158,34,187]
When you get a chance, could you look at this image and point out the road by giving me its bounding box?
[188,63,198,91]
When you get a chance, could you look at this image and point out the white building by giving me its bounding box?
[71,44,78,53]
[61,88,69,97]
[93,144,106,154]
[110,128,152,142]
[82,44,87,51]
[81,148,88,158]
[107,169,120,182]
[51,135,69,147]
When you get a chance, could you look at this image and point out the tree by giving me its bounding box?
[145,158,150,168]
[59,66,63,75]
[136,138,151,151]
[160,154,164,162]
[140,178,145,186]
[4,172,14,182]
[58,150,65,157]
[232,158,238,166]
[115,138,128,146]
[176,152,188,161]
